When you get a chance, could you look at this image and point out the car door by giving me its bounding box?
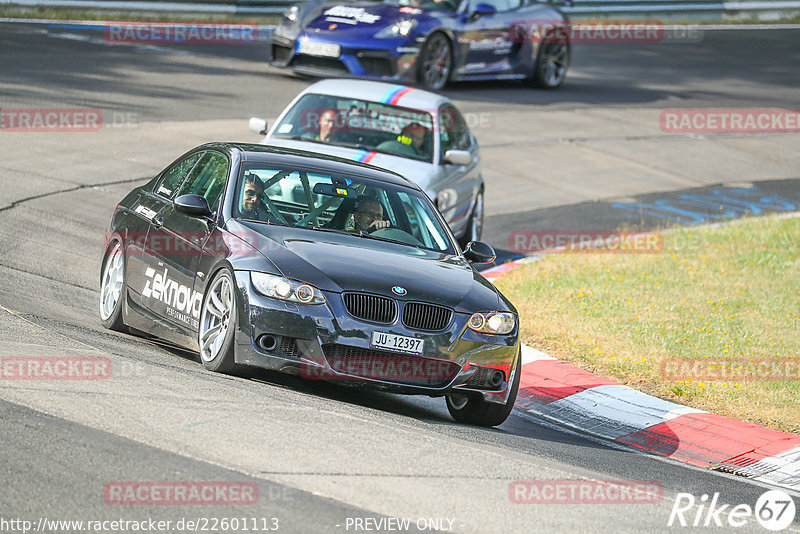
[125,152,203,306]
[437,104,480,237]
[141,151,230,332]
[458,0,522,75]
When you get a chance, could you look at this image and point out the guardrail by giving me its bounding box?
[2,0,800,18]
[0,0,294,15]
[562,0,800,18]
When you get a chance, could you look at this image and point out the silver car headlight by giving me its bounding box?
[374,19,417,39]
[251,272,326,305]
[468,312,515,335]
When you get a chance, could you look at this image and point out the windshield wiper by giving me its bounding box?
[351,231,412,248]
[309,226,406,245]
[239,217,291,227]
[309,226,352,235]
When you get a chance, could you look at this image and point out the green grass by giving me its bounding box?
[496,215,800,434]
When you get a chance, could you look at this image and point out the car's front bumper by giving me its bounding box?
[269,29,420,83]
[232,271,520,405]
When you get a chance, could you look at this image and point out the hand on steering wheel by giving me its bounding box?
[367,220,391,232]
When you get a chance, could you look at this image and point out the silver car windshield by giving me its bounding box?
[236,163,455,254]
[272,93,435,163]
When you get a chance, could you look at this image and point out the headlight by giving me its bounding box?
[374,19,418,39]
[251,272,326,305]
[468,312,515,335]
[283,5,299,23]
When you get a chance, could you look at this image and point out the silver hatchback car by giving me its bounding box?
[249,79,484,246]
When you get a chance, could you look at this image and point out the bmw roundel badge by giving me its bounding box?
[392,286,407,296]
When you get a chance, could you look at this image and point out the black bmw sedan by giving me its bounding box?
[100,143,520,426]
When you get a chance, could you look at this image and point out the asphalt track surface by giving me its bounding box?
[1,21,799,533]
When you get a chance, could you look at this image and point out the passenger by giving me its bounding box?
[376,122,429,159]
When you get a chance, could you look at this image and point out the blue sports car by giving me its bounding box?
[270,0,570,90]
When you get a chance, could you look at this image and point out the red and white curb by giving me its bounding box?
[485,264,800,492]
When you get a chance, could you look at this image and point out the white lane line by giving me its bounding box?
[663,405,708,421]
[536,384,705,440]
[521,343,557,364]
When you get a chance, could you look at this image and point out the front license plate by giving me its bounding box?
[298,40,340,58]
[371,331,423,355]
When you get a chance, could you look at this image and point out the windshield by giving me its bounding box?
[272,94,435,163]
[235,163,455,254]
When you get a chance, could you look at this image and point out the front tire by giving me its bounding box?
[417,32,452,91]
[528,31,570,89]
[446,351,521,427]
[99,240,127,332]
[199,268,239,374]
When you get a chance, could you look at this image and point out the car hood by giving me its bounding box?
[227,220,501,312]
[263,137,438,191]
[303,2,435,35]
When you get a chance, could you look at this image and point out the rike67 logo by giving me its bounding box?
[669,490,796,531]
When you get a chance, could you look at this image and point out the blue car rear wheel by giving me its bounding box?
[529,33,570,89]
[417,32,452,91]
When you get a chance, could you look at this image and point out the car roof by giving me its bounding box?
[299,79,450,112]
[202,142,420,189]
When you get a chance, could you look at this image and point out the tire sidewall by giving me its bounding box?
[418,32,452,91]
[532,33,570,89]
[99,239,126,330]
[199,268,238,372]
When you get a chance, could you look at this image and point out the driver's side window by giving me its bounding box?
[439,105,471,156]
[155,153,202,199]
[176,152,229,210]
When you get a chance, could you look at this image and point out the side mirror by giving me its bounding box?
[249,117,268,136]
[464,241,496,264]
[174,194,213,219]
[471,3,496,19]
[443,149,472,166]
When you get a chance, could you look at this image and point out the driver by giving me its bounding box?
[351,198,390,233]
[302,109,339,143]
[240,174,270,221]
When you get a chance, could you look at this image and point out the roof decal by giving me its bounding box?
[380,85,414,105]
[354,150,377,164]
